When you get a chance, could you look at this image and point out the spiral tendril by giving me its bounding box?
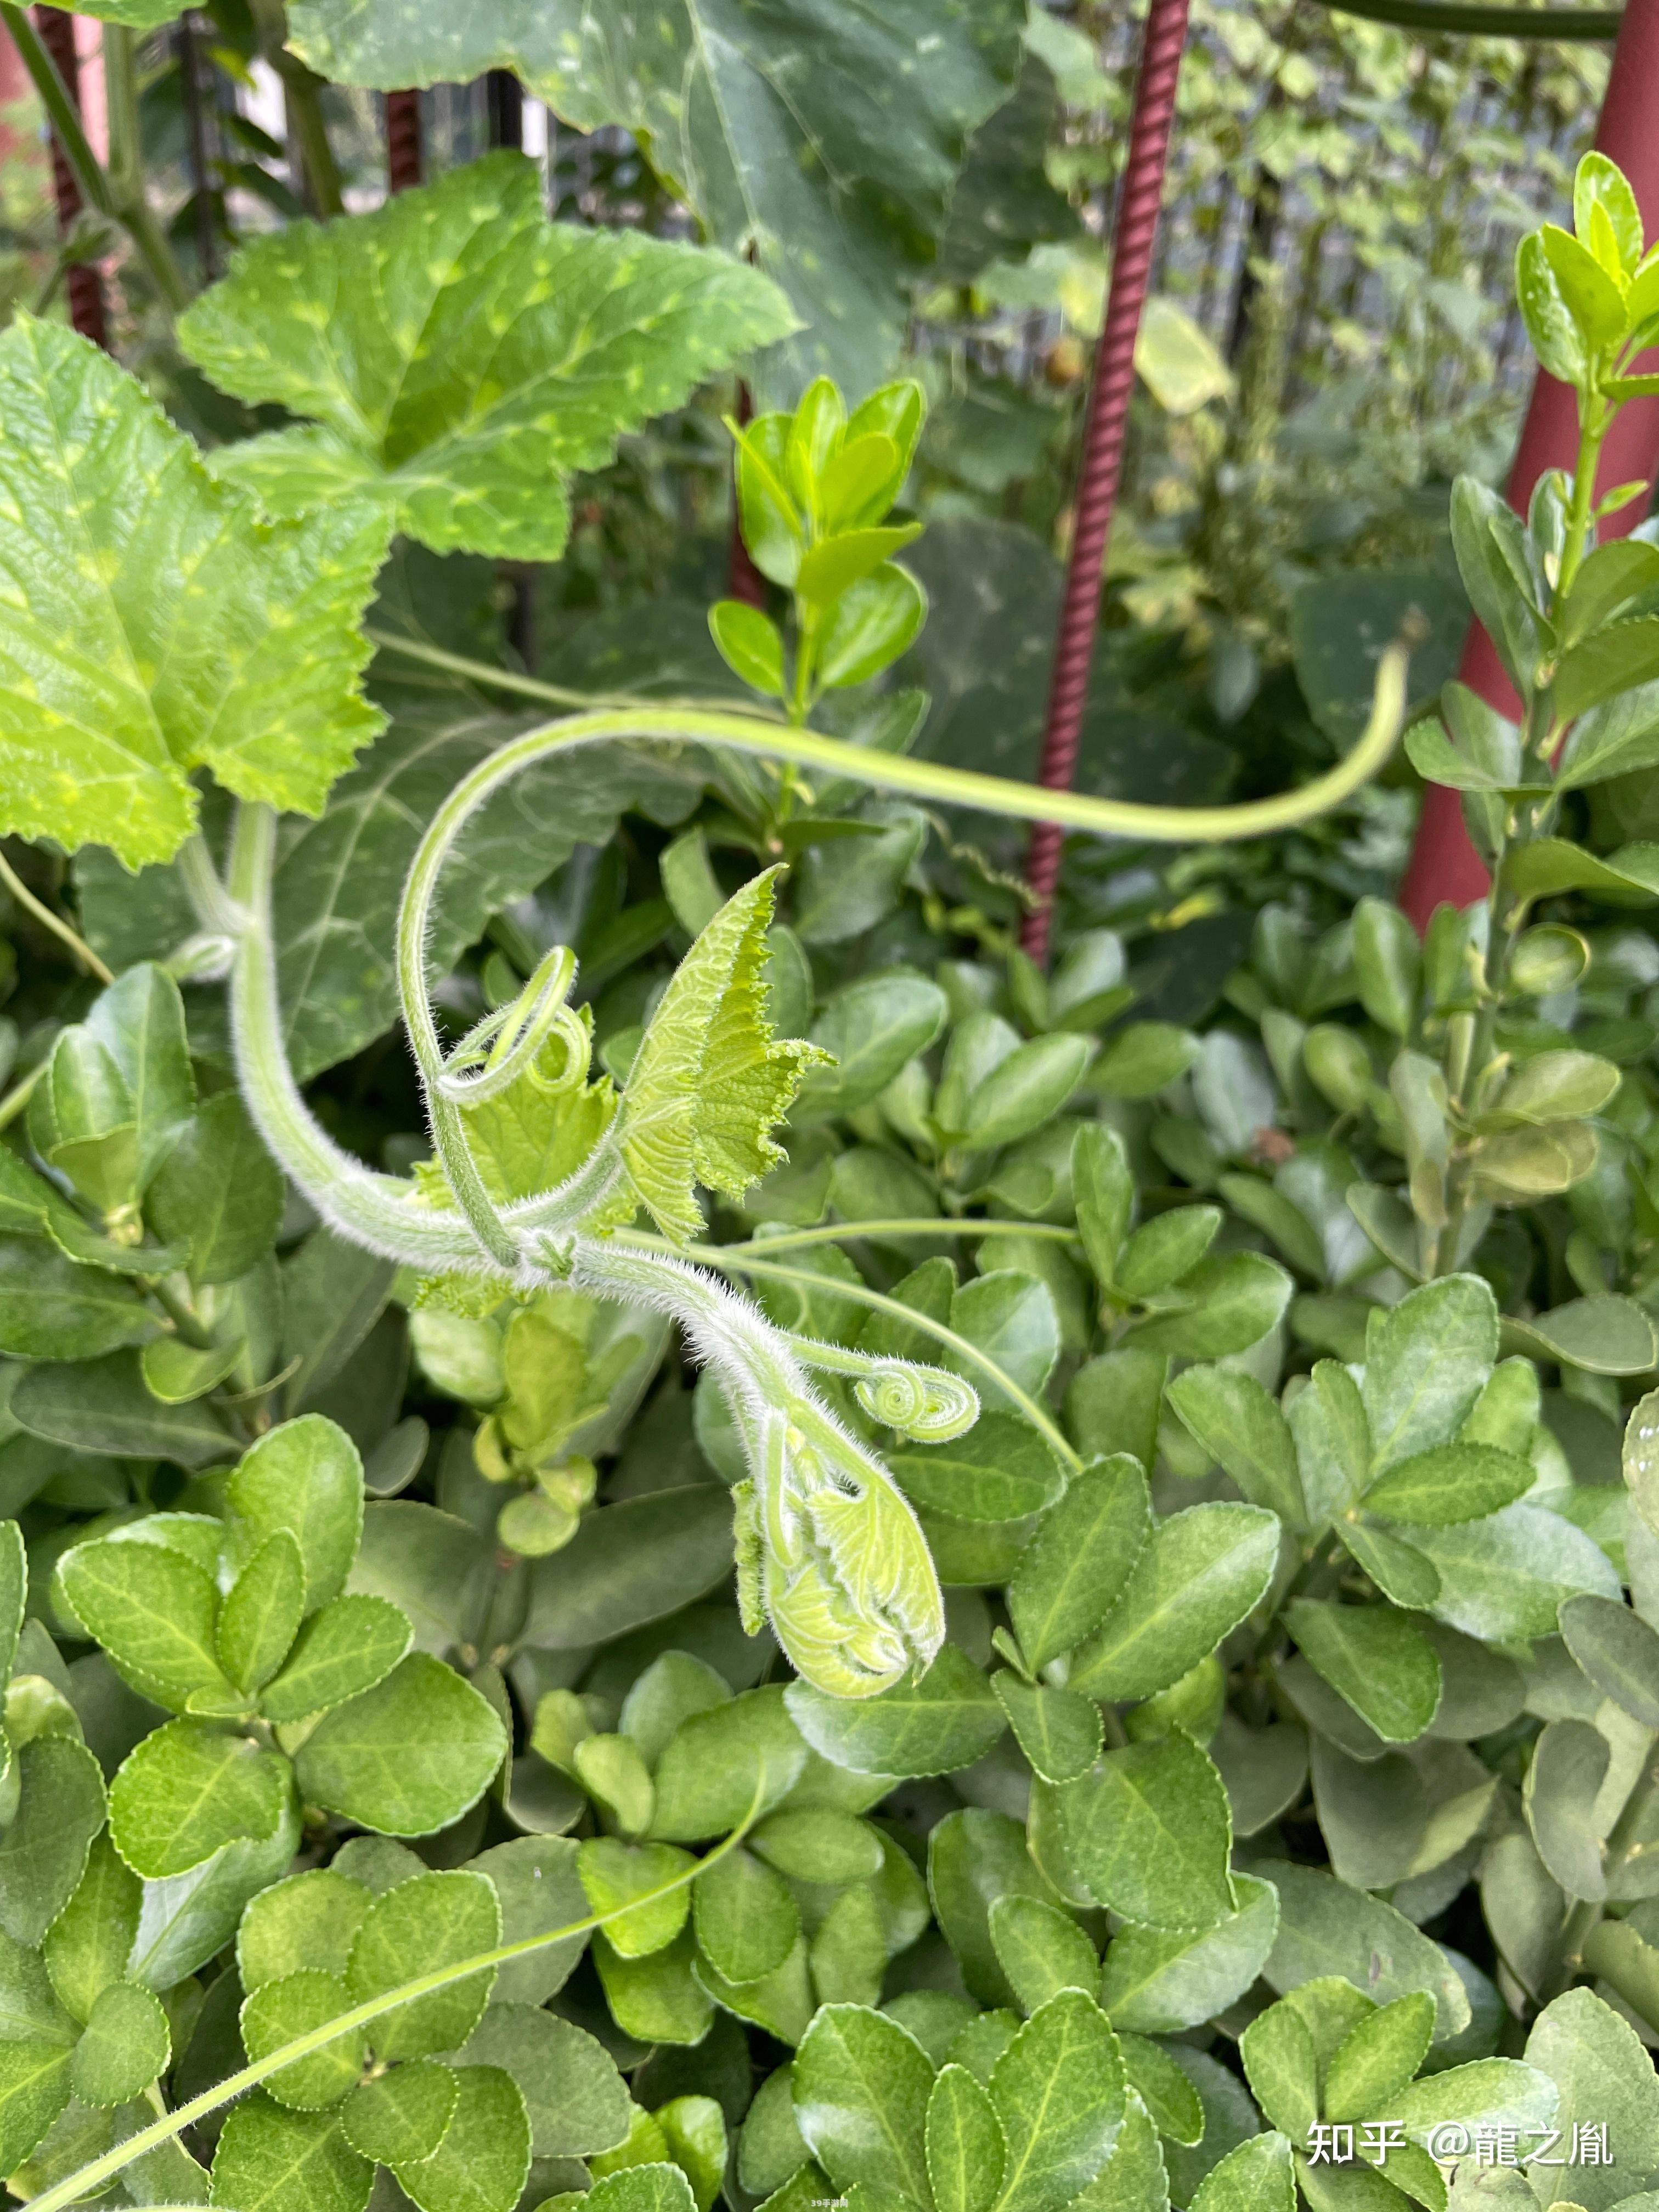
[855,1362,980,1443]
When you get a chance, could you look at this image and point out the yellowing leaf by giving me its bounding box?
[620,868,828,1241]
[1135,298,1233,416]
[0,315,388,868]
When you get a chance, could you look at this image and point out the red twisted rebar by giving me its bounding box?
[1021,0,1191,961]
[33,7,106,347]
[384,88,422,191]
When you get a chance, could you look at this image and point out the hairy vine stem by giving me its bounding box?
[201,653,1407,1698]
[369,644,1410,851]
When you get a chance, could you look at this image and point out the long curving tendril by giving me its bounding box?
[206,641,1408,1701]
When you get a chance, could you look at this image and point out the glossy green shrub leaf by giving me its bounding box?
[1126,1252,1291,1359]
[240,1967,366,2109]
[1359,1442,1533,1526]
[792,2002,935,2202]
[649,1686,807,1836]
[216,1530,306,1696]
[210,2096,373,2212]
[148,1091,285,1285]
[1409,1503,1619,1642]
[237,1867,370,1993]
[1526,1987,1659,2208]
[989,1988,1124,2212]
[1099,1872,1280,2034]
[991,1675,1102,1785]
[1559,1593,1659,1726]
[67,1977,169,2107]
[1166,1368,1305,1527]
[1189,2130,1294,2212]
[225,1415,364,1616]
[986,1894,1098,2015]
[1284,1601,1442,1743]
[693,1844,800,1985]
[797,975,949,1121]
[346,1867,500,2062]
[889,1415,1064,1523]
[1068,1504,1279,1702]
[109,1719,291,1878]
[393,2062,532,2212]
[57,1533,234,1714]
[1362,1276,1497,1472]
[1007,1453,1150,1671]
[787,1645,1005,1778]
[259,1593,411,1724]
[1239,2001,1318,2141]
[1062,1731,1236,1930]
[927,2060,1006,2212]
[579,1837,695,1957]
[42,1833,139,2025]
[341,2058,458,2165]
[1259,1861,1469,2035]
[291,1652,506,1836]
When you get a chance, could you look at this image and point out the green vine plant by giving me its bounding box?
[0,153,1403,1709]
[8,141,1659,2212]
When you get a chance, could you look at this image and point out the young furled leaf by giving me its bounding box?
[0,314,388,868]
[178,153,795,561]
[749,1402,945,1700]
[620,869,828,1242]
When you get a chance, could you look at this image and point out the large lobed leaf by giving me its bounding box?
[283,3,1023,407]
[178,153,795,560]
[0,315,388,868]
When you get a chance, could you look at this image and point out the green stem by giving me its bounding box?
[0,5,111,215]
[273,52,344,217]
[8,12,194,315]
[640,1232,1083,1472]
[1431,402,1612,1274]
[145,1274,215,1350]
[0,849,111,983]
[365,628,638,709]
[105,22,193,313]
[719,1220,1083,1255]
[372,641,1409,848]
[1553,404,1609,610]
[34,1797,762,2212]
[0,1058,46,1134]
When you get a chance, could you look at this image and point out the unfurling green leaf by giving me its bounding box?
[622,868,828,1240]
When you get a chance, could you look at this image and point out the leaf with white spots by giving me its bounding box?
[0,314,389,868]
[281,4,1024,407]
[178,152,795,560]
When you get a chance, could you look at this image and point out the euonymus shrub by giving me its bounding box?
[1,144,1658,2212]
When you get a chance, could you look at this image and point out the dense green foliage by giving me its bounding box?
[2,10,1659,2212]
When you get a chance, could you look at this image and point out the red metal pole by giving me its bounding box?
[384,88,422,192]
[1398,0,1659,929]
[32,7,106,347]
[1020,0,1190,962]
